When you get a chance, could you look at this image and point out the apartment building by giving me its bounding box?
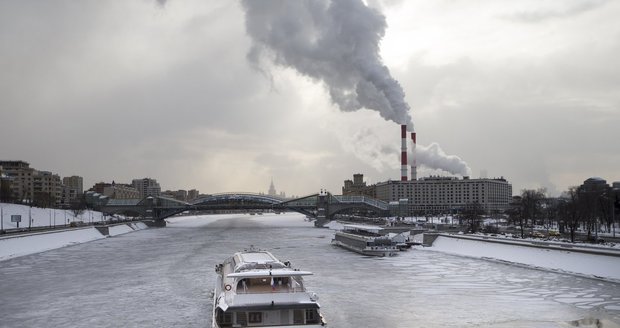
[103,184,140,199]
[371,176,513,215]
[0,160,34,202]
[32,170,63,206]
[131,178,161,198]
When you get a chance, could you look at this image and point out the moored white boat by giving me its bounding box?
[213,247,326,328]
[331,224,399,257]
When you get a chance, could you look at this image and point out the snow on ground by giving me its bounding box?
[430,235,620,282]
[129,222,148,230]
[108,224,134,236]
[0,202,111,229]
[0,227,106,261]
[0,223,149,261]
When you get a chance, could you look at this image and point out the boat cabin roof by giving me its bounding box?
[227,270,313,279]
[232,250,287,272]
[343,224,384,234]
[238,251,276,264]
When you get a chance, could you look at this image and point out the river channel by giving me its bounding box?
[1,213,619,327]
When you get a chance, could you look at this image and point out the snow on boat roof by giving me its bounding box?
[237,251,278,264]
[343,224,384,232]
[227,270,313,278]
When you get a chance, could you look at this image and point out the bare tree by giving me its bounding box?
[560,187,582,243]
[0,178,14,203]
[599,194,613,234]
[70,195,86,221]
[518,188,546,238]
[462,201,484,233]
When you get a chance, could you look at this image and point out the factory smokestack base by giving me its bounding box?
[411,132,417,181]
[401,124,408,181]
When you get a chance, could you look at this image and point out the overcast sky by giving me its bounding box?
[1,0,618,197]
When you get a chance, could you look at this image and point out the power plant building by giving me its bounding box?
[374,176,512,215]
[345,124,514,215]
[343,174,511,215]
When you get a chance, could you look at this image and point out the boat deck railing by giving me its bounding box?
[235,285,306,294]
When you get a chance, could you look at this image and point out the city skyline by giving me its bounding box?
[1,1,618,196]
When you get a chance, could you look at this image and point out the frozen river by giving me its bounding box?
[1,213,620,327]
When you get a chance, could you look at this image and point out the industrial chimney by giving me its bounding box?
[411,132,417,181]
[401,124,408,181]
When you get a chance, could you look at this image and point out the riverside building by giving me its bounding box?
[343,174,512,216]
[131,178,161,198]
[0,160,34,202]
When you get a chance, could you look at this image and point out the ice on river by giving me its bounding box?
[0,213,619,327]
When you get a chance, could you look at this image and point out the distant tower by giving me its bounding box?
[268,178,277,196]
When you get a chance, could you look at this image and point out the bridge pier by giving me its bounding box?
[142,219,167,228]
[314,192,330,227]
[314,215,329,227]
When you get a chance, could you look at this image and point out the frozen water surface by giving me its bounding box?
[1,213,619,327]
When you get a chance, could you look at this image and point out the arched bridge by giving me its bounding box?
[95,192,389,227]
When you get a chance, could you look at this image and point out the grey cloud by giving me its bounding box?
[2,1,618,197]
[398,45,620,194]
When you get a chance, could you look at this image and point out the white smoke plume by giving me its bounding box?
[342,128,471,177]
[346,128,402,172]
[241,0,472,177]
[416,143,472,177]
[241,0,413,130]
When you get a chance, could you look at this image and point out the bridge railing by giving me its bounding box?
[333,195,389,210]
[283,200,317,207]
[192,193,283,205]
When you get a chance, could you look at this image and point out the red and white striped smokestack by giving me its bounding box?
[401,124,408,181]
[411,132,417,181]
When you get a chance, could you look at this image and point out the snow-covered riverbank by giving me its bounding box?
[0,222,148,261]
[0,202,111,230]
[429,234,620,282]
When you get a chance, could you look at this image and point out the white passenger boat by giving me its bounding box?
[213,247,326,328]
[331,224,399,257]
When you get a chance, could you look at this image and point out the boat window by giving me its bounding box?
[306,309,320,324]
[236,312,247,325]
[249,278,270,287]
[279,277,289,286]
[293,309,304,324]
[237,279,249,292]
[292,276,304,290]
[216,309,233,327]
[248,312,262,323]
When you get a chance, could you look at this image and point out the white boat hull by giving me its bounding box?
[332,239,398,257]
[212,249,326,327]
